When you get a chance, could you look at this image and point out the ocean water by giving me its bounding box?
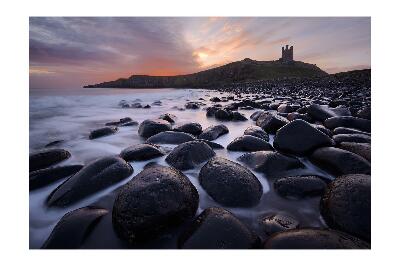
[29,87,333,249]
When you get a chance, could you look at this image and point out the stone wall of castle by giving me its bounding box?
[281,45,294,62]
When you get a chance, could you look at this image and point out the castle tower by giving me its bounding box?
[280,44,294,62]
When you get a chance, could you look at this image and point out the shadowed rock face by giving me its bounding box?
[273,120,335,155]
[42,207,108,249]
[339,142,370,162]
[198,124,229,141]
[112,165,199,244]
[178,207,259,249]
[174,122,202,135]
[256,113,289,133]
[120,143,165,161]
[138,119,172,138]
[259,213,299,236]
[227,135,273,152]
[146,131,195,145]
[89,127,118,139]
[29,164,83,191]
[47,156,133,207]
[263,228,370,249]
[244,126,269,141]
[274,175,327,199]
[165,141,216,170]
[320,174,371,241]
[333,133,371,144]
[324,116,371,132]
[309,147,371,176]
[199,157,262,207]
[29,148,71,172]
[307,104,351,121]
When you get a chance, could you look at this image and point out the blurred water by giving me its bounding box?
[29,87,332,249]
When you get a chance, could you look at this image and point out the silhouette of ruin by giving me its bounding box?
[280,44,294,63]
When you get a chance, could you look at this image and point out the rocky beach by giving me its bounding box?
[29,68,371,249]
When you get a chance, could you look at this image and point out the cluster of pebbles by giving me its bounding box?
[30,76,371,249]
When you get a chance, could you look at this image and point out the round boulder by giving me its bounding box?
[146,131,195,145]
[273,120,335,156]
[256,113,289,133]
[47,156,133,207]
[120,143,165,161]
[274,175,327,199]
[227,135,273,152]
[324,116,371,133]
[159,113,177,123]
[174,122,202,135]
[89,127,118,139]
[178,207,259,249]
[320,174,371,241]
[112,165,199,244]
[138,119,172,138]
[198,124,229,141]
[30,164,83,191]
[199,157,262,207]
[244,126,269,141]
[29,148,71,172]
[339,142,370,162]
[333,133,371,144]
[165,141,216,170]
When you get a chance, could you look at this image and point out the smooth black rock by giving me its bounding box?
[274,175,327,199]
[244,126,269,141]
[314,124,333,137]
[324,116,371,132]
[231,111,248,121]
[159,113,177,123]
[112,165,199,244]
[227,135,273,152]
[166,141,216,170]
[29,148,71,172]
[185,102,200,109]
[120,143,165,161]
[250,110,265,121]
[47,156,133,207]
[333,133,371,144]
[238,151,304,178]
[138,119,172,138]
[320,174,371,241]
[30,164,83,191]
[274,120,335,155]
[178,207,259,249]
[174,122,202,135]
[199,157,262,207]
[260,213,299,235]
[210,97,221,102]
[256,113,289,133]
[263,229,370,249]
[309,147,371,176]
[339,142,370,162]
[89,127,118,139]
[42,207,108,249]
[198,124,229,141]
[287,112,313,122]
[214,109,232,121]
[206,106,219,117]
[307,104,351,121]
[333,127,370,135]
[146,131,195,144]
[105,117,135,127]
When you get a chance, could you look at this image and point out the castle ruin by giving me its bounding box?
[280,44,294,62]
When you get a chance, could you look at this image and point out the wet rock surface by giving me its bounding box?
[173,122,202,135]
[30,164,83,191]
[47,156,133,207]
[198,124,229,141]
[120,143,165,161]
[227,135,273,152]
[243,126,269,141]
[89,127,118,139]
[42,207,108,249]
[178,207,259,249]
[166,141,216,170]
[30,148,71,172]
[333,133,371,144]
[339,142,371,162]
[324,116,371,132]
[199,157,262,207]
[274,175,327,199]
[256,113,289,133]
[320,174,371,241]
[263,228,370,249]
[146,131,195,144]
[138,119,172,138]
[112,165,199,244]
[260,213,299,235]
[307,104,351,121]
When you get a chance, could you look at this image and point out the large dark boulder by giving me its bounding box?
[263,229,370,249]
[260,213,299,236]
[333,127,370,135]
[174,122,202,135]
[324,116,371,132]
[307,104,351,121]
[320,174,371,241]
[227,135,273,152]
[159,113,177,123]
[339,142,370,162]
[120,143,165,161]
[29,164,83,191]
[165,141,216,170]
[89,127,118,139]
[199,157,262,207]
[42,207,108,249]
[274,175,327,199]
[29,148,71,172]
[47,156,133,207]
[256,113,289,133]
[238,151,304,178]
[215,109,233,121]
[138,119,172,138]
[244,126,269,141]
[112,165,199,244]
[333,133,371,144]
[309,147,371,176]
[231,111,248,121]
[274,120,335,155]
[198,124,229,141]
[178,207,259,249]
[146,131,195,144]
[250,110,265,121]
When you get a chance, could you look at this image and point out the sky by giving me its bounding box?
[29,17,371,89]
